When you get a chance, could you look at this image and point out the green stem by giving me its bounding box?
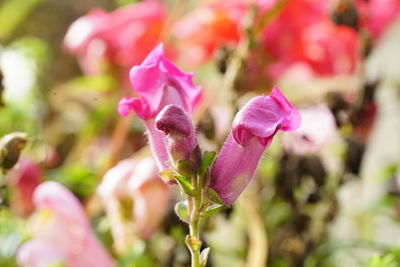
[189,205,201,267]
[187,175,204,267]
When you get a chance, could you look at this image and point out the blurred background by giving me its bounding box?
[1,0,400,266]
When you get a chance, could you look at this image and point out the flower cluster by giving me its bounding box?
[118,45,301,206]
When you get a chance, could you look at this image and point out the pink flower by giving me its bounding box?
[118,44,201,119]
[128,157,170,239]
[260,0,358,78]
[118,44,202,171]
[282,104,337,155]
[97,160,137,254]
[356,0,400,39]
[17,240,66,267]
[98,158,170,242]
[173,1,242,65]
[63,1,166,76]
[7,158,41,217]
[18,181,115,267]
[155,105,199,164]
[210,86,301,205]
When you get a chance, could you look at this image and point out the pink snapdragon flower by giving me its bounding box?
[282,104,337,155]
[128,157,170,239]
[155,105,199,164]
[118,44,202,172]
[210,86,301,205]
[63,1,166,77]
[7,158,41,217]
[17,181,115,267]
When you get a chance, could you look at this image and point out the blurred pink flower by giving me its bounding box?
[173,1,242,65]
[282,104,337,155]
[17,240,66,267]
[118,44,201,171]
[98,157,170,242]
[172,0,281,65]
[98,159,137,254]
[261,0,358,78]
[155,105,199,164]
[210,86,301,205]
[128,157,170,239]
[63,0,166,76]
[7,158,41,217]
[18,181,115,267]
[356,0,400,39]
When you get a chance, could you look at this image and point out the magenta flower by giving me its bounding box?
[210,86,301,205]
[155,105,199,164]
[17,181,115,267]
[118,44,202,171]
[118,44,201,119]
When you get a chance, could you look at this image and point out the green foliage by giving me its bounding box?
[0,0,45,40]
[0,209,28,266]
[47,164,98,199]
[367,254,398,267]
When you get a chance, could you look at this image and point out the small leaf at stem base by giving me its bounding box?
[200,247,211,267]
[159,169,176,182]
[199,151,216,176]
[175,175,196,196]
[177,160,197,178]
[207,188,225,205]
[174,200,189,223]
[201,204,228,218]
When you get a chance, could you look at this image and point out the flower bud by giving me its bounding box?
[155,104,200,166]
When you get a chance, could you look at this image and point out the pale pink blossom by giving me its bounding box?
[282,104,337,155]
[17,181,115,267]
[128,157,170,239]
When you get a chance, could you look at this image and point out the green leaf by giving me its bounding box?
[174,201,189,223]
[201,204,228,218]
[199,151,216,176]
[176,160,197,178]
[159,169,176,182]
[207,188,225,205]
[175,175,196,196]
[200,247,211,267]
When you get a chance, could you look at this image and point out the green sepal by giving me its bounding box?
[177,160,197,178]
[200,247,211,267]
[207,188,225,205]
[174,200,189,223]
[199,151,216,176]
[175,175,196,196]
[159,169,176,182]
[201,204,228,218]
